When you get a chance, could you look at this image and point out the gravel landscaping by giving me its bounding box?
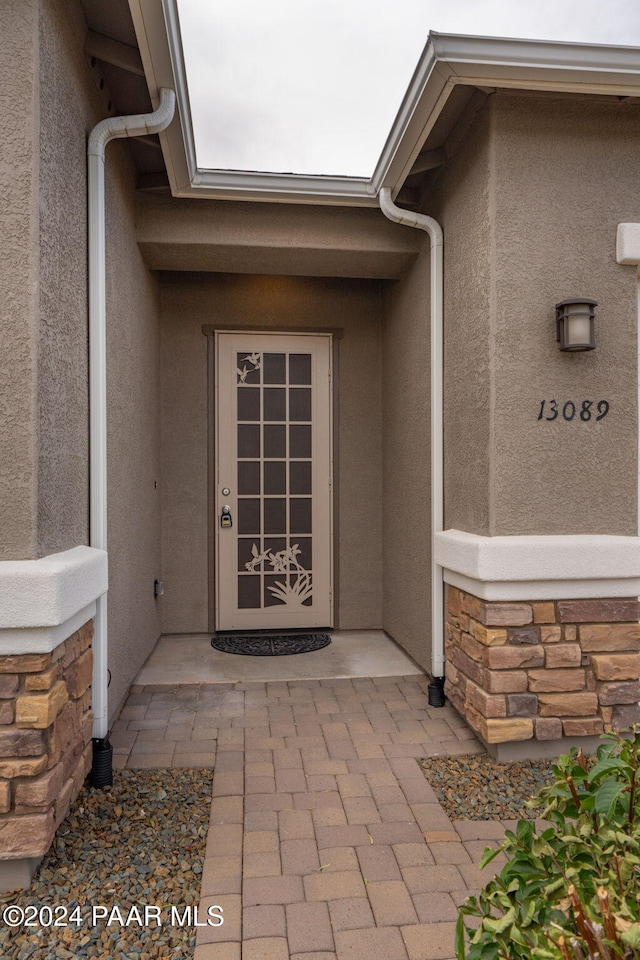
[0,768,213,960]
[419,754,555,821]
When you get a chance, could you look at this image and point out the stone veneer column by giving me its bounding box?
[444,586,640,755]
[0,622,94,885]
[0,546,107,889]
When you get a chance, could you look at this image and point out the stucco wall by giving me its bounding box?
[160,273,383,634]
[434,92,640,538]
[490,93,640,535]
[36,0,162,722]
[0,0,39,560]
[382,245,432,671]
[105,145,163,721]
[432,101,494,537]
[38,0,93,556]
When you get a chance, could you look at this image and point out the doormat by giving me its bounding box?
[211,633,331,656]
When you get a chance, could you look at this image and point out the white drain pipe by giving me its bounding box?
[88,89,176,783]
[379,188,446,703]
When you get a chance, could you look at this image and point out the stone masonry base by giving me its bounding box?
[445,587,640,755]
[0,621,93,890]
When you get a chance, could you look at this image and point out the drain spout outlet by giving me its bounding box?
[428,675,446,707]
[90,737,113,788]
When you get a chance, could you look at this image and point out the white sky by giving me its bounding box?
[176,0,640,178]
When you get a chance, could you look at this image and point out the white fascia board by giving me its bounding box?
[131,0,379,205]
[128,0,640,204]
[376,33,640,196]
[372,46,453,196]
[617,224,640,265]
[436,529,640,601]
[430,32,640,75]
[130,0,194,194]
[183,173,377,206]
[0,547,108,654]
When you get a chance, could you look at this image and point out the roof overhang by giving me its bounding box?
[129,0,640,205]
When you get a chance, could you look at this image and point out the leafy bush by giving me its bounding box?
[456,727,640,960]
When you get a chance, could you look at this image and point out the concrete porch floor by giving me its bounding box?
[135,630,424,686]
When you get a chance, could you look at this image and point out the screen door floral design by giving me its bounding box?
[215,333,333,630]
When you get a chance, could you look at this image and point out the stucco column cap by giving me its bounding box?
[435,529,640,583]
[0,546,108,629]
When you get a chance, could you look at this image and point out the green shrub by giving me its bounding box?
[456,727,640,960]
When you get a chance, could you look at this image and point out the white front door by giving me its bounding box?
[215,332,333,631]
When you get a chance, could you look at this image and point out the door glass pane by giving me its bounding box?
[264,574,284,607]
[238,575,261,608]
[264,388,286,421]
[238,424,260,458]
[238,461,260,495]
[293,537,312,570]
[264,424,286,458]
[290,498,312,534]
[264,498,286,535]
[264,461,286,495]
[264,537,287,558]
[289,461,311,495]
[289,425,311,458]
[289,353,312,385]
[289,388,311,421]
[238,388,260,421]
[263,353,286,384]
[238,498,260,535]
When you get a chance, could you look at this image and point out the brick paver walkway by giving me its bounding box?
[113,676,510,960]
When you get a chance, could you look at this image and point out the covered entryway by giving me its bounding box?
[143,196,433,677]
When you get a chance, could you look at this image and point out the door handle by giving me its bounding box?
[220,505,233,528]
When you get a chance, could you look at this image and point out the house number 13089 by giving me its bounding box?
[536,400,609,422]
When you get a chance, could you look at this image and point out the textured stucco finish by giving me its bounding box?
[34,0,162,723]
[0,1,39,559]
[137,193,420,279]
[490,93,639,535]
[435,94,640,537]
[382,245,432,672]
[160,273,384,633]
[37,0,94,557]
[105,147,163,723]
[434,103,493,537]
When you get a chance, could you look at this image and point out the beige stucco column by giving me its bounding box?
[0,0,40,560]
[431,97,640,754]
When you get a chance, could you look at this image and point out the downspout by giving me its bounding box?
[379,187,446,707]
[88,89,176,786]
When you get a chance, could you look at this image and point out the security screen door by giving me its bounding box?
[215,333,333,631]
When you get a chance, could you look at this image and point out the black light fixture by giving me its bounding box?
[555,297,598,352]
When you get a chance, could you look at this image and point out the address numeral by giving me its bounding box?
[537,400,609,422]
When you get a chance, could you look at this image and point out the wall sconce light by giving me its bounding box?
[555,297,598,352]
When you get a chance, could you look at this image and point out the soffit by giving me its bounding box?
[80,0,168,185]
[135,193,421,279]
